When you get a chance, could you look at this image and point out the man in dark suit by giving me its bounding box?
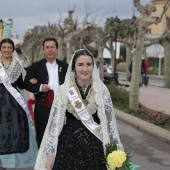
[24,37,68,147]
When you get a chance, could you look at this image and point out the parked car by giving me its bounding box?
[103,65,113,84]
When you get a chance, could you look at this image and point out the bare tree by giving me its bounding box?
[129,0,170,109]
[145,16,170,88]
[57,10,77,60]
[118,18,136,81]
[102,17,118,74]
[21,23,58,62]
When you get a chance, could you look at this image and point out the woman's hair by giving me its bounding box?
[72,49,94,70]
[15,48,22,55]
[0,38,15,51]
[42,37,58,49]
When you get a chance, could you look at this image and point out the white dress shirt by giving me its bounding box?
[40,61,59,96]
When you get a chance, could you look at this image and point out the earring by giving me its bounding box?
[74,71,77,78]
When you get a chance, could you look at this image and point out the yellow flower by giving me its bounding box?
[106,150,127,170]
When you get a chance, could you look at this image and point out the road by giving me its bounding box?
[118,72,164,87]
[9,73,169,170]
[8,119,170,170]
[118,119,170,170]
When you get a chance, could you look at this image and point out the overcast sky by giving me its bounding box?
[1,0,150,38]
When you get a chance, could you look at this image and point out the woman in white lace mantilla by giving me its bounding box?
[35,49,123,170]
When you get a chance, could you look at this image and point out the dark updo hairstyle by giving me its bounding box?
[42,37,58,49]
[72,49,94,70]
[15,48,22,55]
[0,38,15,51]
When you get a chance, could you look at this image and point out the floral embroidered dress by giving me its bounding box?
[0,56,38,168]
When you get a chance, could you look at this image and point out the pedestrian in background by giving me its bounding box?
[129,56,146,87]
[140,56,147,87]
[143,57,149,86]
[16,47,31,71]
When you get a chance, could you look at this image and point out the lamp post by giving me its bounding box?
[113,16,121,79]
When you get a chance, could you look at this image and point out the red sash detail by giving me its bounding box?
[28,90,54,107]
[27,99,35,121]
[44,90,54,106]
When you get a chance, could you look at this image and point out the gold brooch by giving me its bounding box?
[74,100,82,109]
[59,67,62,72]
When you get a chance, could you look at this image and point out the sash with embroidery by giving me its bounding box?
[67,85,103,142]
[0,63,33,126]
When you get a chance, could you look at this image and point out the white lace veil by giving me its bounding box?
[34,49,123,170]
[0,50,26,83]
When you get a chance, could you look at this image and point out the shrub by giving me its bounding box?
[126,105,170,127]
[106,84,170,130]
[106,84,129,110]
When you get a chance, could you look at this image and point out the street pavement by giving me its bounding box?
[118,72,164,87]
[9,119,170,170]
[117,73,170,144]
[118,119,170,170]
[139,85,170,116]
[7,73,170,170]
[118,72,170,116]
[115,74,170,169]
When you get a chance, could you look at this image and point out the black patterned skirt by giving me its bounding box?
[0,84,29,154]
[52,113,107,170]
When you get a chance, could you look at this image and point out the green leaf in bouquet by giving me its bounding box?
[105,143,117,157]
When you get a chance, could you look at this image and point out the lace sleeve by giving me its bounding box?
[87,55,124,152]
[94,82,124,152]
[34,86,67,170]
[102,86,123,150]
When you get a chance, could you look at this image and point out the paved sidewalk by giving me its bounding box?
[116,81,170,144]
[115,109,170,144]
[119,80,170,116]
[139,85,170,116]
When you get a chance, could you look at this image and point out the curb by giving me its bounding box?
[115,109,170,144]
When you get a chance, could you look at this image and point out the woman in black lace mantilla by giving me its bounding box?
[0,38,38,169]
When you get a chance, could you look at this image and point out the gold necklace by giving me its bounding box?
[0,57,12,69]
[81,85,86,92]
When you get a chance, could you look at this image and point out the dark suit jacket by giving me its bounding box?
[24,58,68,103]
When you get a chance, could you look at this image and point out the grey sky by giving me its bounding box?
[0,0,150,38]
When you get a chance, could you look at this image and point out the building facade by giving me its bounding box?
[0,18,13,41]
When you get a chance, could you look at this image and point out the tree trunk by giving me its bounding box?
[163,42,170,88]
[98,47,104,80]
[108,40,115,74]
[129,23,144,109]
[58,38,64,60]
[129,54,142,109]
[65,29,84,62]
[99,60,104,81]
[125,45,132,81]
[66,41,72,63]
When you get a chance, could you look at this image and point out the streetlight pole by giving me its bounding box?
[113,16,121,79]
[114,30,118,78]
